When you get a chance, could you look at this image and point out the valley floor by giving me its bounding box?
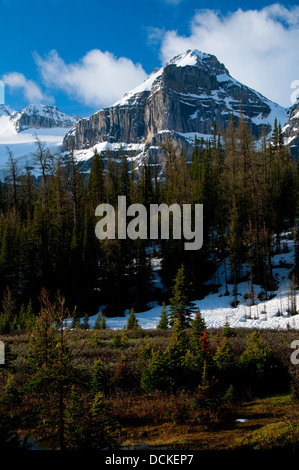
[118,394,299,451]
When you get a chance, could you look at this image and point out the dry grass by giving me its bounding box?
[115,393,299,450]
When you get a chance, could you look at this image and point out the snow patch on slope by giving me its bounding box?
[83,232,299,331]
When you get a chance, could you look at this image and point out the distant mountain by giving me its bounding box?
[63,49,290,165]
[10,104,80,132]
[0,104,80,172]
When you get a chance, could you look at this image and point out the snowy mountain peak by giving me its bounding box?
[113,50,229,108]
[11,104,80,132]
[167,49,229,75]
[63,49,291,163]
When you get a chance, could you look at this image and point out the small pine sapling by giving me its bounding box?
[157,302,169,330]
[127,308,139,330]
[190,309,206,350]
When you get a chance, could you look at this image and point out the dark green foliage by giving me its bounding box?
[141,319,204,392]
[88,391,121,449]
[127,308,139,330]
[94,313,107,330]
[169,265,194,328]
[222,318,236,337]
[88,150,104,207]
[111,330,129,349]
[90,358,106,393]
[2,374,20,404]
[141,347,172,392]
[190,309,206,349]
[82,313,90,330]
[238,331,290,396]
[64,388,121,450]
[64,386,87,450]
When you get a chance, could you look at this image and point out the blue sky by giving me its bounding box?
[1,0,299,116]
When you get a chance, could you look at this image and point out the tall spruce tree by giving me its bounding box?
[169,265,194,328]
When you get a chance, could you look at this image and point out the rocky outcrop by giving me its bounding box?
[282,102,299,159]
[63,50,288,161]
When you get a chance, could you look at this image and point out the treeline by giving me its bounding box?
[0,116,297,322]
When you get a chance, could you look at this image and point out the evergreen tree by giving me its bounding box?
[82,313,90,330]
[90,358,106,393]
[89,391,121,449]
[64,386,87,450]
[88,150,104,207]
[126,308,139,330]
[26,290,72,450]
[169,265,194,328]
[157,302,169,329]
[190,309,206,349]
[94,313,107,330]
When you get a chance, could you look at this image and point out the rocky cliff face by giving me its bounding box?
[282,102,299,158]
[63,50,289,162]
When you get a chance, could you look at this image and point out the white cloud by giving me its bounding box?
[158,3,299,107]
[34,49,148,108]
[147,26,167,46]
[2,72,46,103]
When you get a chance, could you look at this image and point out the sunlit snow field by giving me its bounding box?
[83,232,299,331]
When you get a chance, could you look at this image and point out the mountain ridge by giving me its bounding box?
[62,49,291,165]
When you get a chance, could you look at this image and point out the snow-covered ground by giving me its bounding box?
[0,103,79,177]
[85,232,299,331]
[0,126,71,177]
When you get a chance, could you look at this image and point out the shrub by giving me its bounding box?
[140,348,171,392]
[94,313,107,330]
[166,391,191,424]
[213,338,238,390]
[111,330,129,349]
[1,374,20,405]
[189,310,206,350]
[90,358,106,394]
[127,308,140,330]
[157,302,169,330]
[238,331,289,396]
[222,319,236,338]
[65,388,121,450]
